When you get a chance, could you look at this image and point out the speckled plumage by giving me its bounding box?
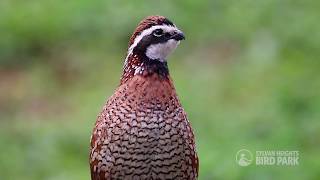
[90,16,198,180]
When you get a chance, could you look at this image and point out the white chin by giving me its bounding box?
[145,39,180,62]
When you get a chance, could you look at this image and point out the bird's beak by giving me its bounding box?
[171,30,185,41]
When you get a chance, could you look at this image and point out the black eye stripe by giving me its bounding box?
[165,32,171,37]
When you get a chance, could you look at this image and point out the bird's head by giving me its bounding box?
[127,15,185,62]
[121,16,184,84]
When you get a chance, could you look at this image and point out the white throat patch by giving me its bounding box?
[145,39,180,61]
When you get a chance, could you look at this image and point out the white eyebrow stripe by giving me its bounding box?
[127,25,178,56]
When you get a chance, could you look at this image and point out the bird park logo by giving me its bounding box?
[236,149,253,166]
[236,149,299,167]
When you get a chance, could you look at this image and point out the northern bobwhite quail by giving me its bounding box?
[89,15,198,180]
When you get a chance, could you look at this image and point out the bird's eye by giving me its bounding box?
[153,29,164,37]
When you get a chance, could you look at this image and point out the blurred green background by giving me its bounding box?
[0,0,319,179]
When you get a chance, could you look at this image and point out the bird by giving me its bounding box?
[89,15,198,180]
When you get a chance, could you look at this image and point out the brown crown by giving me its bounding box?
[128,15,174,47]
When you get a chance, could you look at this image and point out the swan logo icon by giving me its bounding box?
[236,149,253,166]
